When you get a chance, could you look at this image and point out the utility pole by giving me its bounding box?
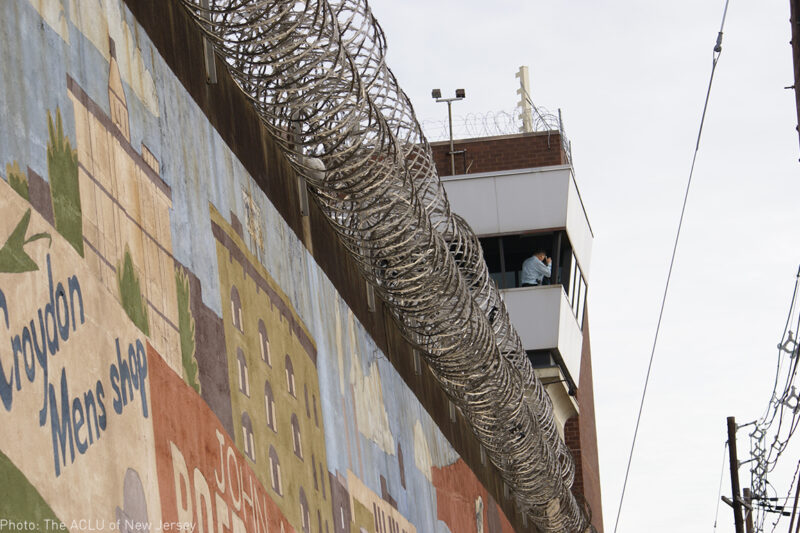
[788,468,800,533]
[742,488,754,533]
[728,416,745,533]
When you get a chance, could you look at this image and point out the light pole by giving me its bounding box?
[432,88,465,176]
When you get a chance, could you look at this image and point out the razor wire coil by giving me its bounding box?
[180,1,591,530]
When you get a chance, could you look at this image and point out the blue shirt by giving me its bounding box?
[521,255,551,286]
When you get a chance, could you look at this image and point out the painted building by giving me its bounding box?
[68,39,180,374]
[211,205,333,532]
[0,1,580,532]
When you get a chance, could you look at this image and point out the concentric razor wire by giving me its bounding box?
[180,1,592,530]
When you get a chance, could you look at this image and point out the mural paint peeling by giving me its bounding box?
[432,460,516,533]
[0,1,520,532]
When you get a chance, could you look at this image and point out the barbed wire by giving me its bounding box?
[420,105,557,140]
[749,267,800,532]
[420,105,572,164]
[179,0,590,531]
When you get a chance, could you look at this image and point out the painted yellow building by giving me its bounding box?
[67,39,180,373]
[347,471,416,533]
[211,205,333,533]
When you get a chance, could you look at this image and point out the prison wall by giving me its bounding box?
[0,1,536,532]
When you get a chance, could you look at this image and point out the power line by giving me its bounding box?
[612,1,731,531]
[749,268,800,531]
[769,460,800,533]
[713,440,729,532]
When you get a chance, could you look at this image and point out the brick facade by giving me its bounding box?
[429,131,568,176]
[565,311,604,532]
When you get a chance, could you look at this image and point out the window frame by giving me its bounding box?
[285,354,296,397]
[269,446,282,495]
[237,348,250,396]
[241,411,255,462]
[230,285,243,332]
[291,413,303,459]
[264,380,276,432]
[258,319,270,365]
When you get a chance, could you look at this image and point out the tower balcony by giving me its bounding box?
[501,284,583,393]
[441,163,592,276]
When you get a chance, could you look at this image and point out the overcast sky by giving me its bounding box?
[365,1,800,531]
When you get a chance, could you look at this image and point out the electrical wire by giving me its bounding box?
[769,460,800,533]
[749,270,800,531]
[713,440,729,532]
[749,276,800,532]
[613,1,730,531]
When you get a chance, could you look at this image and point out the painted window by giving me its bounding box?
[398,443,406,489]
[304,384,310,418]
[313,394,319,427]
[269,446,282,495]
[320,461,326,499]
[258,319,270,365]
[264,380,276,431]
[291,413,303,459]
[241,412,255,462]
[299,488,310,533]
[312,453,318,489]
[230,286,243,332]
[237,348,249,396]
[285,354,296,397]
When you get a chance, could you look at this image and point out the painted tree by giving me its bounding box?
[47,108,83,256]
[175,267,200,393]
[117,247,149,336]
[6,161,29,201]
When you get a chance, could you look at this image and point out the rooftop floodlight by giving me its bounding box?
[432,87,467,175]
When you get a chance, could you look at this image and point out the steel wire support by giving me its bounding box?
[181,1,590,530]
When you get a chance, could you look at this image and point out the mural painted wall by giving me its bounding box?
[0,1,517,532]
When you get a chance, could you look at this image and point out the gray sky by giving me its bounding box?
[365,1,800,531]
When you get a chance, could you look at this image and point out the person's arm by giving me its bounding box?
[535,258,552,278]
